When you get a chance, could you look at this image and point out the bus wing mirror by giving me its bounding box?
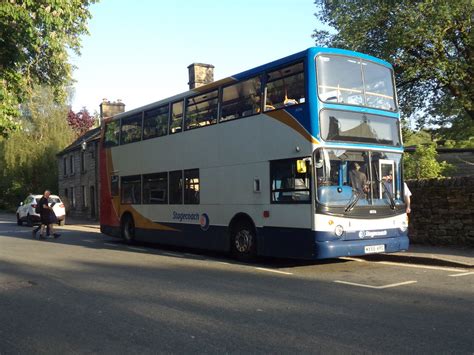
[296,160,307,174]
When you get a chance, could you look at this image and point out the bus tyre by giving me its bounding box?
[121,214,136,244]
[231,221,256,261]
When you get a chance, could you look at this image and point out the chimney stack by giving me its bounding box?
[99,99,125,121]
[188,63,214,89]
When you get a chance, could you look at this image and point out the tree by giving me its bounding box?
[0,86,74,210]
[404,144,454,179]
[313,0,473,128]
[0,0,97,138]
[403,129,433,147]
[67,107,96,137]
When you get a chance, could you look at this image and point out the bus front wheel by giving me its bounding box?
[121,214,136,244]
[231,221,256,261]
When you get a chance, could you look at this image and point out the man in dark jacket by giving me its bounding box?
[32,190,60,239]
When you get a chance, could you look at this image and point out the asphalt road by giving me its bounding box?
[0,217,473,354]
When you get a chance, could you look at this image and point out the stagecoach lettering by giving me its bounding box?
[172,211,199,222]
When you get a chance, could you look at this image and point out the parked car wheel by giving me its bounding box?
[26,214,33,227]
[58,217,66,226]
[17,214,22,226]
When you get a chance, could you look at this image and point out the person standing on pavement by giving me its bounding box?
[32,190,60,239]
[404,182,412,214]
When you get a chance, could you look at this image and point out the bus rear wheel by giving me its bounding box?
[121,214,136,244]
[231,221,256,261]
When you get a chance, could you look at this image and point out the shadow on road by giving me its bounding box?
[1,216,347,270]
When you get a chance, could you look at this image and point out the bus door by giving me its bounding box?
[378,159,395,199]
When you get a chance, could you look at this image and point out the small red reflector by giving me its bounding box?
[263,211,270,218]
[59,204,64,208]
[32,204,37,208]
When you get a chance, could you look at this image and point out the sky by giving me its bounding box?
[70,0,317,113]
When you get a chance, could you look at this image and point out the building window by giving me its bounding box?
[70,187,75,208]
[70,155,74,174]
[121,175,142,204]
[143,172,168,204]
[221,76,261,121]
[63,157,67,176]
[184,169,200,204]
[169,170,183,204]
[81,151,86,173]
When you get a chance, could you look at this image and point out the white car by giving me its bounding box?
[16,194,66,226]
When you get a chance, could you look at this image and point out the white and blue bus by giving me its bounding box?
[100,47,409,260]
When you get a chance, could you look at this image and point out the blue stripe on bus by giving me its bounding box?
[308,47,394,69]
[102,223,409,260]
[320,103,400,118]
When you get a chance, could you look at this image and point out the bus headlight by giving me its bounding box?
[400,220,408,232]
[334,225,345,237]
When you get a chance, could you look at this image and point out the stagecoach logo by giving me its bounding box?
[199,213,210,231]
[359,230,387,239]
[172,212,199,222]
[172,211,210,231]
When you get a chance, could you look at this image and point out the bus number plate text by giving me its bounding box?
[364,245,385,254]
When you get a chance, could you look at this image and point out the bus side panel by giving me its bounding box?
[258,227,315,259]
[134,224,230,252]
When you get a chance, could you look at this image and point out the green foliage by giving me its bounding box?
[437,115,474,145]
[404,144,454,179]
[0,0,97,138]
[0,86,74,210]
[403,129,432,147]
[313,0,473,128]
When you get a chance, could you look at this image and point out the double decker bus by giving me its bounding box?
[100,47,409,260]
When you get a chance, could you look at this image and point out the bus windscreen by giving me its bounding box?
[317,55,396,111]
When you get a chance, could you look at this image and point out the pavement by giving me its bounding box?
[63,215,474,269]
[2,212,473,268]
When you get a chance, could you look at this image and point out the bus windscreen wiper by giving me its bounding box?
[378,178,396,210]
[344,190,363,212]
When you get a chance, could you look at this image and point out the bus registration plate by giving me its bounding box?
[364,245,385,254]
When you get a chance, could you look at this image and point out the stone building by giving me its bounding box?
[57,100,125,220]
[56,127,101,220]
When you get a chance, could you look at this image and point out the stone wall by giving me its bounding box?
[407,176,474,246]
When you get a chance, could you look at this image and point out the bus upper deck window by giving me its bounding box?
[264,62,305,112]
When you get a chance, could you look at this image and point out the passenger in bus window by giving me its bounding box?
[283,90,298,106]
